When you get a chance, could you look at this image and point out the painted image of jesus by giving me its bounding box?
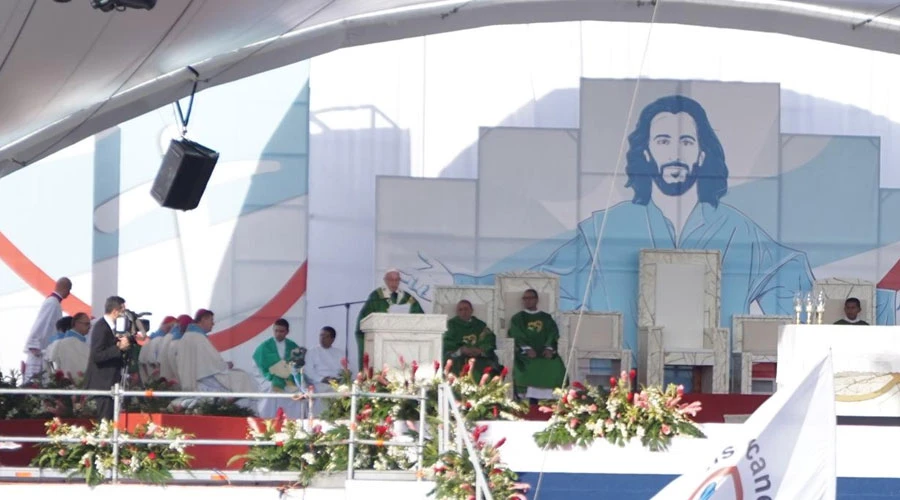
[418,94,815,354]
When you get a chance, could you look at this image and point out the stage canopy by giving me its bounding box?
[0,0,899,179]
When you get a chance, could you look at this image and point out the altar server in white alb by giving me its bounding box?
[174,309,258,405]
[22,277,72,381]
[46,312,91,380]
[305,326,345,415]
[138,315,176,383]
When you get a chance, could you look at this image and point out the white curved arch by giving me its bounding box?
[0,0,898,178]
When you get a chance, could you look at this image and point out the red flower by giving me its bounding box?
[494,437,506,449]
[275,441,284,447]
[492,406,499,418]
[340,357,349,370]
[629,368,637,379]
[363,352,370,370]
[411,360,419,377]
[433,360,441,372]
[274,407,285,432]
[499,366,509,378]
[482,366,493,375]
[571,381,585,390]
[54,370,65,382]
[626,392,634,402]
[609,377,617,387]
[148,452,157,460]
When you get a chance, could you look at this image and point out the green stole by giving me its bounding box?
[443,316,500,375]
[508,310,566,392]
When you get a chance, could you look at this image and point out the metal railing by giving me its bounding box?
[0,384,428,485]
[0,382,494,496]
[436,383,494,500]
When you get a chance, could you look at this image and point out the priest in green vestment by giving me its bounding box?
[444,300,501,376]
[355,269,424,370]
[508,289,566,399]
[252,318,305,418]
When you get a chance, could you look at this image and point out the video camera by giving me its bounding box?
[115,309,151,340]
[289,346,308,370]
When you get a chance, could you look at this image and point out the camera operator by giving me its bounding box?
[84,296,132,421]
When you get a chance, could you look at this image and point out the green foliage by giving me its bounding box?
[431,425,529,500]
[232,409,330,487]
[0,367,95,420]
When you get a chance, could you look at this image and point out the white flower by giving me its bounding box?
[273,432,289,443]
[301,452,315,464]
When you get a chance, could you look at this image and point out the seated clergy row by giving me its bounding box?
[441,291,566,399]
[356,270,566,400]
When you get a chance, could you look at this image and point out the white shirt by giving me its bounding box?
[305,345,343,384]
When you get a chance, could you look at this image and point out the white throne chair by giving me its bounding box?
[558,311,630,386]
[732,314,792,394]
[432,285,497,367]
[494,272,561,393]
[813,278,876,325]
[637,249,729,393]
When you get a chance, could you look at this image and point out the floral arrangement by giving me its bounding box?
[321,354,525,424]
[232,408,330,486]
[533,370,706,452]
[239,355,526,498]
[123,369,179,414]
[0,368,95,419]
[444,359,526,422]
[431,424,529,500]
[0,369,40,419]
[169,397,257,417]
[32,418,192,486]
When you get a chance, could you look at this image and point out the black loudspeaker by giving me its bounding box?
[151,138,219,210]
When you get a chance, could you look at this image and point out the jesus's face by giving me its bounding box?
[645,111,705,196]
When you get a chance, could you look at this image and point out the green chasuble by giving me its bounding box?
[508,310,566,392]
[253,337,301,390]
[443,316,501,376]
[355,288,424,370]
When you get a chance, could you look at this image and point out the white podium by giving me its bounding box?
[360,313,447,373]
[778,324,900,417]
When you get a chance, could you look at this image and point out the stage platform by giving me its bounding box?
[3,421,900,498]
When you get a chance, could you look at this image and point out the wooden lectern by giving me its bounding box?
[359,313,447,373]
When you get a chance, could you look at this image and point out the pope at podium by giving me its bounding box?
[355,269,423,370]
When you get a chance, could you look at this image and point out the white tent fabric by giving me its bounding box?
[1,0,900,179]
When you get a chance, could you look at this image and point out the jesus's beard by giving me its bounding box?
[652,161,699,196]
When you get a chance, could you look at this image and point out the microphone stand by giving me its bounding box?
[318,300,369,361]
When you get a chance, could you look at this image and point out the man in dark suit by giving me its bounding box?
[84,296,131,421]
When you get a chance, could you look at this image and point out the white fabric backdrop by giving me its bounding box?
[305,21,900,366]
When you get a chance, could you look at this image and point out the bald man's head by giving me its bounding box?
[383,269,400,292]
[55,277,72,299]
